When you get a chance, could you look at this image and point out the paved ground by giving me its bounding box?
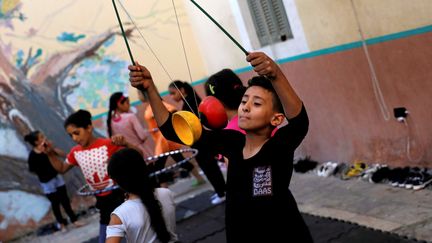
[10,170,432,243]
[174,195,423,243]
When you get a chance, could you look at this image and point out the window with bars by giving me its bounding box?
[247,0,293,47]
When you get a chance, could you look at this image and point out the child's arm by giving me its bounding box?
[128,63,170,127]
[46,149,74,174]
[52,147,66,158]
[42,139,67,158]
[106,214,124,243]
[111,134,144,157]
[246,52,303,119]
[41,141,74,173]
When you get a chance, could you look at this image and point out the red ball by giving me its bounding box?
[198,96,228,130]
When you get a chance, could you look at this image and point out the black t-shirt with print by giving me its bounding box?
[160,105,313,243]
[28,150,58,183]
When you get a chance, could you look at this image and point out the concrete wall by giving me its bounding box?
[273,31,432,166]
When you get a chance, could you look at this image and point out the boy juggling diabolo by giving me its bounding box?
[128,52,313,243]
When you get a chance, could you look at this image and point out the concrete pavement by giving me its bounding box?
[174,172,432,243]
[10,170,432,243]
[175,200,423,243]
[292,172,432,242]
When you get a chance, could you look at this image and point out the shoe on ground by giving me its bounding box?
[343,162,367,180]
[322,162,338,177]
[412,172,432,190]
[211,195,226,205]
[405,173,422,189]
[210,193,219,200]
[388,167,410,187]
[369,166,390,183]
[316,164,326,177]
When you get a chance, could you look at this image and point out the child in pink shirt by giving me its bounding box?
[107,92,152,157]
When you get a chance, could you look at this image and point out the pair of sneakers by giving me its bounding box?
[210,193,226,205]
[403,169,432,190]
[317,161,338,177]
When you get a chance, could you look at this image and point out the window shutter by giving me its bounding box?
[247,0,293,46]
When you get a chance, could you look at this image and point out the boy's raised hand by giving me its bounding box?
[128,62,153,90]
[246,52,281,80]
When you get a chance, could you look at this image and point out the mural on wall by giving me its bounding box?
[0,0,185,239]
[0,0,129,189]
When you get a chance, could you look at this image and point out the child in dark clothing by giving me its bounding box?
[168,80,201,115]
[24,131,83,232]
[168,80,226,198]
[128,52,313,242]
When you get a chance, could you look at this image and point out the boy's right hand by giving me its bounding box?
[128,62,153,90]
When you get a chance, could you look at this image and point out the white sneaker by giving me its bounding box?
[211,195,226,205]
[210,193,219,200]
[317,162,338,177]
[323,162,338,177]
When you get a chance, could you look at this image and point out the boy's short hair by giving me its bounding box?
[205,69,246,110]
[247,76,284,113]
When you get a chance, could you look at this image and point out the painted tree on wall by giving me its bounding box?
[0,1,140,193]
[0,1,184,240]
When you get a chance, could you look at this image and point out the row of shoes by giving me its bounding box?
[312,160,432,191]
[370,166,432,190]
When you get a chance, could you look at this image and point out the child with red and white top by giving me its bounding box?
[47,109,142,243]
[66,138,122,196]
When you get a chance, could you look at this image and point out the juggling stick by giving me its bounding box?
[189,0,248,55]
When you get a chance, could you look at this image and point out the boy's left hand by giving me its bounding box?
[246,52,281,79]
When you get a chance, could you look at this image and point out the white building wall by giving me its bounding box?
[183,0,309,74]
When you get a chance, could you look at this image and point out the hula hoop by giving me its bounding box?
[145,148,199,177]
[76,148,198,196]
[143,127,159,133]
[77,184,120,196]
